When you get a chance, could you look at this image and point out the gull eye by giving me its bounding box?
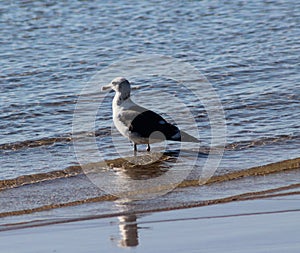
[112,81,117,85]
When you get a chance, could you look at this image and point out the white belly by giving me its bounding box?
[113,113,129,138]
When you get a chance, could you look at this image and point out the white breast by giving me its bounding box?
[113,113,129,139]
[112,98,133,139]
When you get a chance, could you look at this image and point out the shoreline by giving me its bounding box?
[1,181,300,231]
[1,195,300,252]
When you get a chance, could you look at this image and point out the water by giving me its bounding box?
[1,0,299,231]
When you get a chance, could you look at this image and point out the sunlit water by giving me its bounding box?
[0,0,299,227]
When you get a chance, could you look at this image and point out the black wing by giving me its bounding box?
[119,105,180,140]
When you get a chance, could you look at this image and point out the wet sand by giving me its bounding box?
[1,195,299,253]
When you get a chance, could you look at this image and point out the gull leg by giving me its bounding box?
[146,144,151,152]
[133,143,137,152]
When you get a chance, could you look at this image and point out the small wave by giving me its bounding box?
[1,184,300,231]
[181,157,300,187]
[0,152,299,191]
[0,165,82,190]
[0,157,300,217]
[0,136,72,151]
[0,128,112,151]
[1,131,298,153]
[0,153,173,190]
[0,194,118,220]
[225,134,299,151]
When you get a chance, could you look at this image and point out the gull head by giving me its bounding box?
[102,77,131,94]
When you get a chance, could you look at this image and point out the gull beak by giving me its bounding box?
[101,83,112,91]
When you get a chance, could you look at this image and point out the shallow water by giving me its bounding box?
[1,0,299,230]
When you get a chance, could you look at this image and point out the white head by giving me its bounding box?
[102,77,131,94]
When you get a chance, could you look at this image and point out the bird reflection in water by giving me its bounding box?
[102,149,182,186]
[112,152,177,248]
[112,152,174,180]
[118,214,139,247]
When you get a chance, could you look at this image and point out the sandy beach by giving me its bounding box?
[1,195,299,253]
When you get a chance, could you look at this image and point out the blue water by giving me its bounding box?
[1,0,300,179]
[0,1,299,193]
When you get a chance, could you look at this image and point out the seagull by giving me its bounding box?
[102,77,199,152]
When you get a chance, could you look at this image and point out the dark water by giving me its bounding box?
[1,0,299,230]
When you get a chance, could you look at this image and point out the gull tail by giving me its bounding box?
[167,129,200,143]
[179,130,200,143]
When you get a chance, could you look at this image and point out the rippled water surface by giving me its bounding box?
[0,0,299,228]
